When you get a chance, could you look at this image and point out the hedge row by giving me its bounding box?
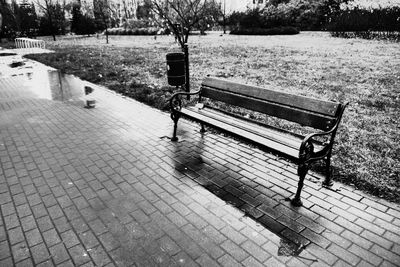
[331,31,400,41]
[106,27,165,35]
[230,26,299,35]
[329,7,400,32]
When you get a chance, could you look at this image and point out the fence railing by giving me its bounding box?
[15,38,46,49]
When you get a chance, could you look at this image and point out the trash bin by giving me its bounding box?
[166,52,185,86]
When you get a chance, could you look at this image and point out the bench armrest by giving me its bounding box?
[169,89,201,112]
[299,102,349,161]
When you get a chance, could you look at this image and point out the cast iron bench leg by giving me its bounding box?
[171,113,180,142]
[200,124,206,133]
[322,153,333,187]
[291,163,309,207]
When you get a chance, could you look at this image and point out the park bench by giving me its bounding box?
[169,77,348,206]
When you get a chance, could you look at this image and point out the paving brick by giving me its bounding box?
[172,251,199,267]
[241,240,271,263]
[360,230,393,250]
[36,216,54,233]
[321,231,351,249]
[16,204,32,218]
[25,228,43,247]
[196,254,220,267]
[14,257,34,267]
[1,202,16,217]
[31,242,51,265]
[333,259,352,267]
[98,232,119,252]
[296,216,324,234]
[217,254,242,267]
[61,230,80,249]
[327,243,361,266]
[220,239,249,262]
[68,244,91,266]
[277,215,306,233]
[258,215,285,234]
[36,260,54,267]
[31,204,48,219]
[369,245,400,266]
[374,217,400,234]
[12,242,30,263]
[348,244,383,266]
[186,212,208,230]
[354,218,385,236]
[4,214,20,230]
[220,225,246,245]
[88,246,112,266]
[49,243,71,265]
[42,229,61,247]
[0,257,14,267]
[158,235,181,256]
[300,228,330,249]
[222,214,246,231]
[182,224,224,259]
[79,231,99,250]
[316,217,344,234]
[9,227,25,245]
[307,243,338,266]
[0,240,11,260]
[70,218,89,234]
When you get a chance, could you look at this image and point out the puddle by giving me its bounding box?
[9,61,25,68]
[0,55,94,105]
[24,69,91,104]
[0,52,17,57]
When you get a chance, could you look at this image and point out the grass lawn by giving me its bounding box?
[8,32,400,203]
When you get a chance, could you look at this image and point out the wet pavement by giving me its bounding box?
[0,51,400,266]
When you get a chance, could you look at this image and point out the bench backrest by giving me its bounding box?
[200,77,344,131]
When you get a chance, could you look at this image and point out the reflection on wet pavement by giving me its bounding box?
[0,54,92,106]
[171,135,308,258]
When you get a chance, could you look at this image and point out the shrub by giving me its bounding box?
[230,26,299,35]
[328,5,400,40]
[106,27,163,36]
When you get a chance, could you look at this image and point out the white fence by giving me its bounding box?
[15,38,46,49]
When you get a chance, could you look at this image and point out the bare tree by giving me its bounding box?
[94,0,119,43]
[150,0,213,48]
[36,0,67,41]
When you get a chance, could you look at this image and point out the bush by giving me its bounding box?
[230,26,299,35]
[106,27,163,36]
[328,6,400,40]
[122,19,155,29]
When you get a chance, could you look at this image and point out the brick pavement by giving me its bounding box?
[0,57,400,266]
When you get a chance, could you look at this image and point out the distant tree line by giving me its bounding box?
[0,0,152,41]
[1,0,399,41]
[227,0,346,33]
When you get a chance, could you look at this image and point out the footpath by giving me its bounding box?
[0,52,399,266]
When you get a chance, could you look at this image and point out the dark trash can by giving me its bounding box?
[166,52,185,86]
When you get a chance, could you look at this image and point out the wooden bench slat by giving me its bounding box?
[194,107,304,150]
[201,87,336,131]
[202,77,340,117]
[181,107,300,159]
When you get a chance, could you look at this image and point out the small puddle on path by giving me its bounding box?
[1,54,94,105]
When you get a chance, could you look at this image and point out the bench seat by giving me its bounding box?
[181,106,325,160]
